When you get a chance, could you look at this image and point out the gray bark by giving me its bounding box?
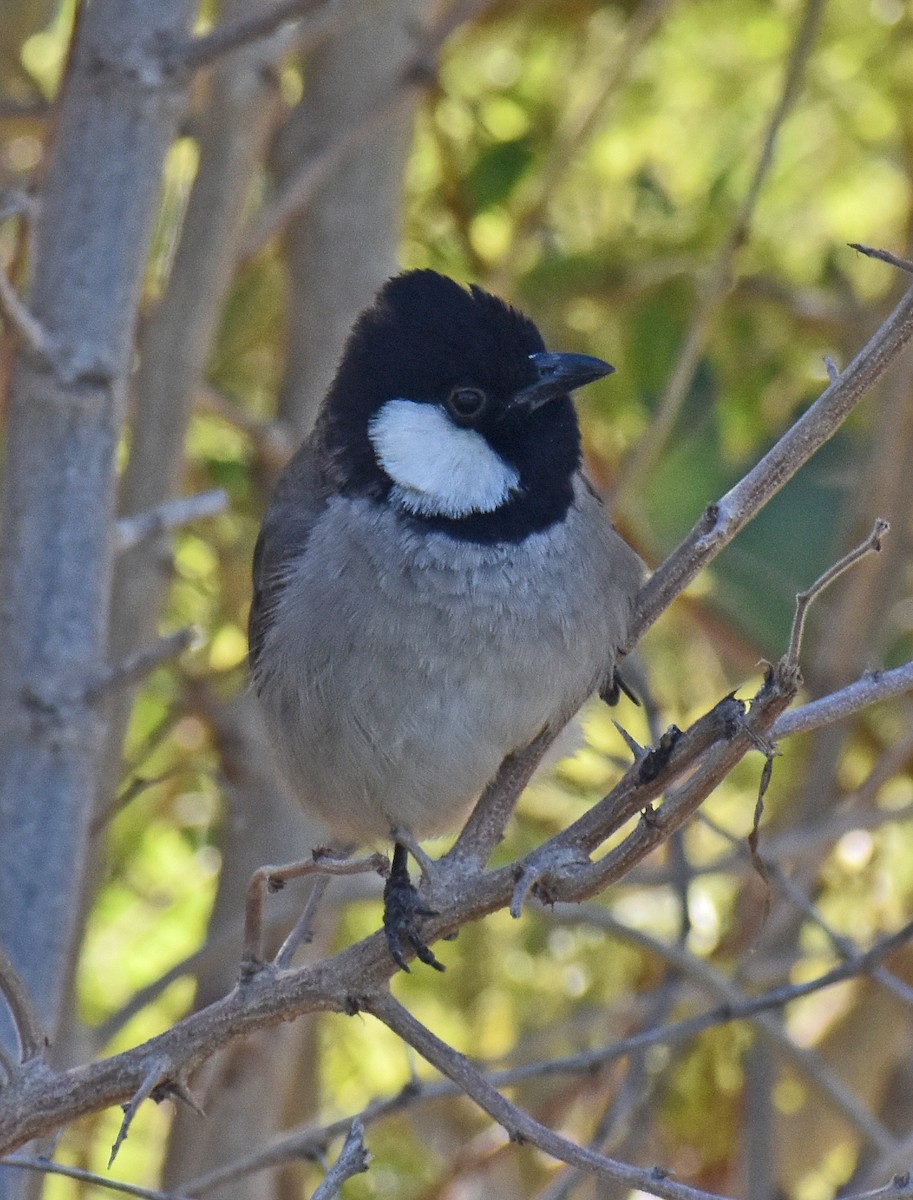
[0,0,195,1127]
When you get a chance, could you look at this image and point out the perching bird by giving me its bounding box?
[249,270,644,970]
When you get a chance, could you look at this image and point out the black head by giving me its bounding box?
[316,270,613,543]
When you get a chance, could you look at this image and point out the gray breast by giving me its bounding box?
[253,482,642,842]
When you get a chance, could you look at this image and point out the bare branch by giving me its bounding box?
[849,242,913,275]
[785,518,890,669]
[630,282,913,645]
[310,1122,370,1200]
[772,659,913,739]
[551,906,898,1150]
[164,0,349,73]
[238,88,417,261]
[0,946,47,1064]
[84,629,198,701]
[363,989,732,1200]
[0,1154,192,1200]
[243,851,388,972]
[0,655,910,1154]
[444,729,556,870]
[0,264,53,360]
[197,385,296,471]
[115,490,228,553]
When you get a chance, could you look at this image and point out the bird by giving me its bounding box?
[248,269,644,971]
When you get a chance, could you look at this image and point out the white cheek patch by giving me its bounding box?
[367,398,520,518]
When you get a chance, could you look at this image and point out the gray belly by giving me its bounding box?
[254,492,639,842]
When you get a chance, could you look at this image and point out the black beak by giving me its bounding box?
[511,351,615,412]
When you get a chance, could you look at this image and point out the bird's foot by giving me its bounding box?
[383,842,445,972]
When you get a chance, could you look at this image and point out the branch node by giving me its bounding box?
[510,846,592,918]
[311,1119,371,1200]
[166,1076,206,1118]
[785,518,890,669]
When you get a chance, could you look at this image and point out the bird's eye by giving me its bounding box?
[446,387,487,422]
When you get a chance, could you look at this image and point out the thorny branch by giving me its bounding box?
[2,264,913,1181]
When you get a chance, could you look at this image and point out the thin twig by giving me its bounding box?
[772,658,913,739]
[115,490,228,553]
[1,659,910,1154]
[84,630,198,701]
[364,989,724,1200]
[238,88,417,261]
[505,0,673,259]
[785,519,890,669]
[164,0,347,73]
[273,876,333,969]
[0,1155,193,1200]
[551,906,898,1151]
[616,0,827,508]
[90,769,185,837]
[242,851,387,971]
[310,1122,370,1200]
[197,385,296,470]
[0,264,53,359]
[0,947,47,1064]
[849,243,913,275]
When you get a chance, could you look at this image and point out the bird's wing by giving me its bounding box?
[248,435,331,678]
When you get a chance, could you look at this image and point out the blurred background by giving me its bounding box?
[1,0,913,1197]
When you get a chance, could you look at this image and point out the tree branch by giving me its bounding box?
[363,988,725,1200]
[310,1121,369,1200]
[0,945,47,1065]
[785,518,889,669]
[0,1155,190,1200]
[630,280,913,645]
[0,263,53,360]
[163,0,350,73]
[84,629,198,701]
[115,490,228,553]
[772,659,913,738]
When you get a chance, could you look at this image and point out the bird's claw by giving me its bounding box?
[383,845,445,972]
